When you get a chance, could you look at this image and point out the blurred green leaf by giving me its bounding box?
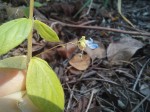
[23,7,29,18]
[34,20,59,42]
[34,1,43,7]
[0,55,27,69]
[0,18,32,55]
[26,57,64,112]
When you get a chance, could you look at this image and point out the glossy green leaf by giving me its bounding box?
[26,57,64,112]
[34,20,59,42]
[0,18,32,55]
[0,55,27,69]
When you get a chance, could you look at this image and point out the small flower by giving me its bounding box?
[78,36,86,50]
[86,38,99,49]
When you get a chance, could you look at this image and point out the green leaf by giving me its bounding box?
[0,55,27,69]
[34,1,43,7]
[23,7,29,18]
[26,57,64,112]
[0,18,32,55]
[34,20,59,42]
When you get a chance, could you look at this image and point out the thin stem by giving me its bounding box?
[27,0,34,66]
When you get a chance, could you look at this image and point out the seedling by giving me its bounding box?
[0,0,64,112]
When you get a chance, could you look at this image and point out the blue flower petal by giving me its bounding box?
[86,38,99,49]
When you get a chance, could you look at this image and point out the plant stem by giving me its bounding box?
[27,0,34,66]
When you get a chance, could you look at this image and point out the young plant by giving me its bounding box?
[0,0,64,112]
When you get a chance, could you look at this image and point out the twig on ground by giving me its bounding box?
[49,19,150,36]
[96,96,122,112]
[133,58,150,90]
[114,72,132,109]
[80,0,93,18]
[73,0,92,18]
[81,70,97,78]
[65,77,148,101]
[66,84,76,111]
[79,20,96,26]
[116,23,146,33]
[115,69,135,79]
[131,94,150,112]
[82,78,119,86]
[85,89,98,112]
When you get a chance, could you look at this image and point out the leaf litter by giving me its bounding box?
[0,0,150,112]
[69,53,91,71]
[107,35,144,65]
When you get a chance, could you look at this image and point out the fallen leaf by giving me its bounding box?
[40,50,56,64]
[68,67,82,75]
[57,39,77,58]
[85,40,106,60]
[107,36,144,65]
[69,53,91,70]
[32,40,46,55]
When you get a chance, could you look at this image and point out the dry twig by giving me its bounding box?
[49,19,150,36]
[133,58,150,90]
[131,94,150,112]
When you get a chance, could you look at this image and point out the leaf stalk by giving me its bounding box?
[27,0,34,66]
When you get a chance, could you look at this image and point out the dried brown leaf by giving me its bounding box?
[85,41,106,60]
[57,39,77,58]
[107,37,144,65]
[69,53,91,70]
[68,67,82,75]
